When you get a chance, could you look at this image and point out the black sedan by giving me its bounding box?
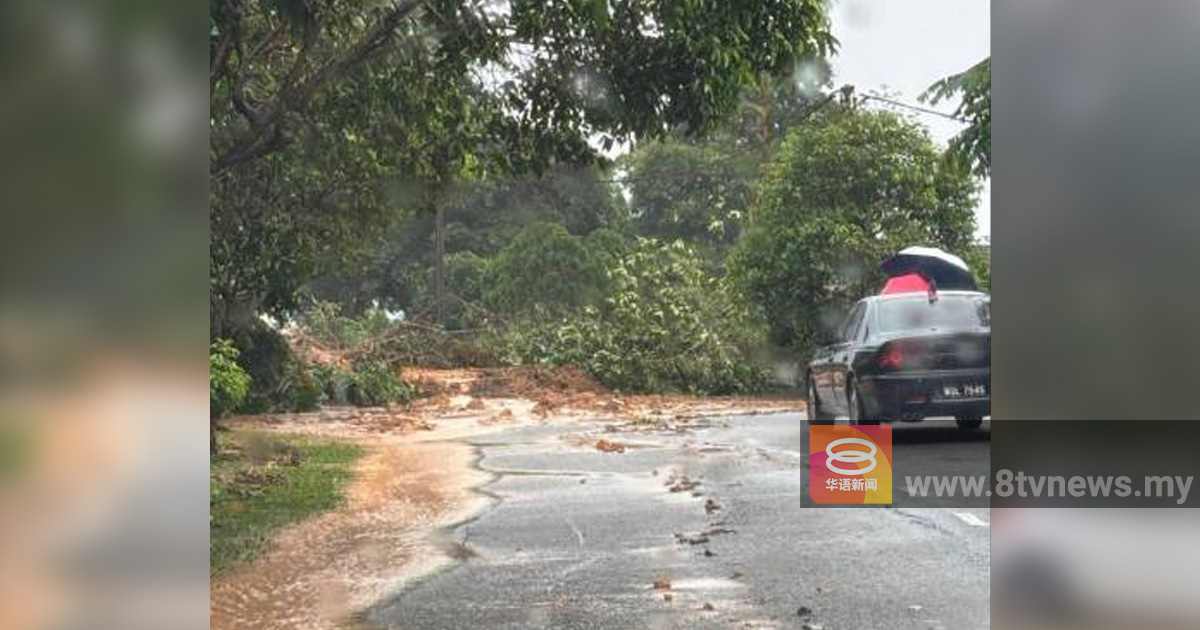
[805,291,990,427]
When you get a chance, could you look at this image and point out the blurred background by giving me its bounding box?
[993,508,1200,630]
[0,0,208,629]
[994,0,1200,628]
[994,0,1200,419]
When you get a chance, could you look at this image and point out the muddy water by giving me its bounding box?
[209,439,490,630]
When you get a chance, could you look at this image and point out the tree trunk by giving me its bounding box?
[433,200,446,324]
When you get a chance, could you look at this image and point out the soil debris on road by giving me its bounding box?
[594,439,627,453]
[667,476,701,493]
[212,365,803,630]
[675,532,711,545]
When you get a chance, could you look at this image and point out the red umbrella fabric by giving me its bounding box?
[879,246,977,292]
[880,272,932,295]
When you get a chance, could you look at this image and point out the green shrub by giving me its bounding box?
[296,301,397,350]
[311,365,350,403]
[286,367,324,412]
[311,362,414,407]
[504,239,768,395]
[210,339,251,418]
[584,228,631,270]
[230,326,323,413]
[346,360,414,406]
[483,222,607,315]
[962,243,990,292]
[446,251,489,304]
[230,326,291,413]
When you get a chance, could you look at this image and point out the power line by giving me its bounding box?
[858,93,968,123]
[511,87,970,186]
[597,87,849,185]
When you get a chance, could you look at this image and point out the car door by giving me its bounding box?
[825,301,866,412]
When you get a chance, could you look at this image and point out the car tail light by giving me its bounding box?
[879,345,903,369]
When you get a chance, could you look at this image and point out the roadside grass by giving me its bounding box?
[210,429,363,577]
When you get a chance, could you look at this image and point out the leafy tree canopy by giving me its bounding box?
[211,0,837,175]
[303,164,623,316]
[483,222,608,315]
[211,0,837,335]
[504,239,767,394]
[923,57,990,178]
[620,61,834,261]
[729,106,979,354]
[624,141,756,248]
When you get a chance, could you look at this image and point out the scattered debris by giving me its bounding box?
[445,540,478,560]
[594,439,627,453]
[704,498,721,514]
[532,398,555,418]
[908,605,924,613]
[663,593,673,602]
[653,576,672,591]
[730,571,744,580]
[667,477,700,493]
[490,366,602,395]
[802,623,823,630]
[797,606,813,618]
[675,532,710,545]
[703,548,716,557]
[348,412,435,434]
[465,397,486,410]
[701,602,715,611]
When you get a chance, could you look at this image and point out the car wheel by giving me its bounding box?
[848,380,880,425]
[955,415,984,430]
[807,376,834,424]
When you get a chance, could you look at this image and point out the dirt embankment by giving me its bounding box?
[210,367,802,630]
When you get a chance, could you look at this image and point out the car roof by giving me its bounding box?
[863,290,989,304]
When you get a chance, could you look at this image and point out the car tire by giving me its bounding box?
[807,376,834,424]
[847,379,880,425]
[955,415,984,430]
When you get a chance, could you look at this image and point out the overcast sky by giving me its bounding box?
[830,0,991,239]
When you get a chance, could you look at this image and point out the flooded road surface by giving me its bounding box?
[366,414,990,630]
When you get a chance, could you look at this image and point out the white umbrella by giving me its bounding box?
[880,246,976,290]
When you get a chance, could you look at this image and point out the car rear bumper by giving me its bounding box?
[858,368,990,419]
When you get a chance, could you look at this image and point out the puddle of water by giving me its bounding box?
[669,577,745,591]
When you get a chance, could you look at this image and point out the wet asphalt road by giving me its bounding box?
[368,414,990,630]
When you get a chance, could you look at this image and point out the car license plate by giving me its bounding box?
[942,383,986,398]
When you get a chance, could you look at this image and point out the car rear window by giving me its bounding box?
[876,295,989,333]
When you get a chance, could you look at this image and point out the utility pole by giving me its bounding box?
[432,190,445,324]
